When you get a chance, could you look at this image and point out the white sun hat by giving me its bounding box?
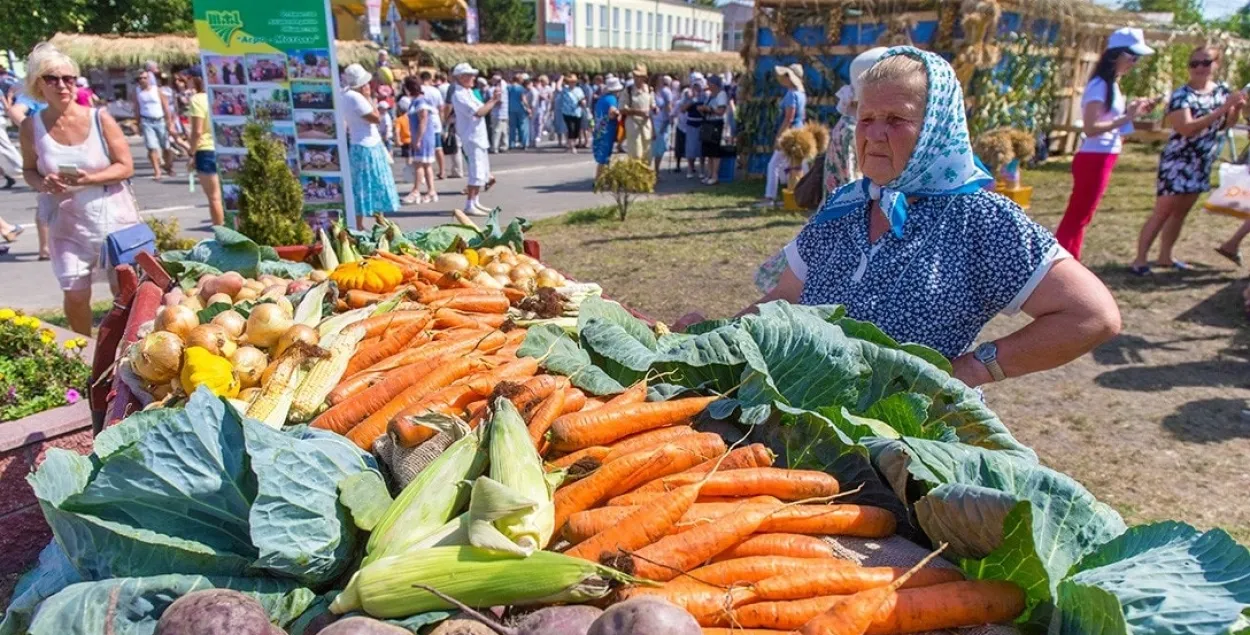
[452,62,480,77]
[342,63,370,89]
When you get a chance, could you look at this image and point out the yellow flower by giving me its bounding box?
[64,339,78,350]
[0,308,14,320]
[25,318,40,329]
[40,331,55,345]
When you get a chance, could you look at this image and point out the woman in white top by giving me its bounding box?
[21,45,140,335]
[342,64,399,230]
[132,69,175,180]
[1055,28,1155,260]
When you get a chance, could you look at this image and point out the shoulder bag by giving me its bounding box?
[94,108,156,269]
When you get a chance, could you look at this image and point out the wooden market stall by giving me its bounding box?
[738,0,1250,174]
[402,40,745,77]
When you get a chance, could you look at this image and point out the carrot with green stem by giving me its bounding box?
[610,468,840,505]
[548,395,721,451]
[795,546,947,635]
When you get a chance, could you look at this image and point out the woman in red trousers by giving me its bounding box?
[1056,28,1155,260]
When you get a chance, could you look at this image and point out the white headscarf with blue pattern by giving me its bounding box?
[811,46,992,238]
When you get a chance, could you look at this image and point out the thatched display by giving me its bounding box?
[403,40,744,76]
[47,33,382,71]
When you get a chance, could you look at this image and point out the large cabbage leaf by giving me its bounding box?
[867,437,1127,628]
[1057,522,1250,635]
[24,388,377,592]
[24,574,313,635]
[160,226,311,281]
[517,324,625,395]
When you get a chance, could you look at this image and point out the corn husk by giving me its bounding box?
[486,398,558,553]
[330,545,634,618]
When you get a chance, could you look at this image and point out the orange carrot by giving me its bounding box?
[548,395,720,451]
[345,289,385,308]
[527,389,567,451]
[675,444,776,478]
[624,501,778,582]
[863,580,1025,635]
[387,385,478,447]
[547,446,609,470]
[552,446,673,531]
[501,286,526,304]
[680,555,850,587]
[602,426,698,463]
[612,468,840,504]
[560,497,783,544]
[678,504,897,538]
[561,388,587,413]
[357,310,430,338]
[606,379,648,406]
[362,328,506,373]
[312,356,454,434]
[466,399,491,428]
[619,583,753,626]
[605,434,728,497]
[721,596,846,629]
[344,357,484,449]
[581,397,608,411]
[566,481,705,561]
[326,370,388,406]
[756,565,964,601]
[714,533,839,561]
[796,549,946,635]
[344,314,432,376]
[513,375,571,413]
[459,357,541,396]
[700,629,790,634]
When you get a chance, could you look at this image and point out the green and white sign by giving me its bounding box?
[193,0,357,227]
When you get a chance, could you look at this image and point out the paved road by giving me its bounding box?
[1,138,708,311]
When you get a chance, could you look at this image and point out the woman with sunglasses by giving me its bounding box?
[1130,47,1245,275]
[19,45,139,335]
[1056,28,1155,260]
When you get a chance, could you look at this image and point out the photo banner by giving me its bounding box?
[192,0,358,229]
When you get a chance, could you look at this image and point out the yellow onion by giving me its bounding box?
[129,331,184,383]
[434,252,470,274]
[273,324,318,359]
[509,264,537,282]
[493,274,512,287]
[233,287,260,303]
[243,279,265,293]
[186,324,233,357]
[245,303,294,349]
[211,310,247,339]
[497,250,518,266]
[206,292,234,307]
[484,262,511,277]
[155,305,199,341]
[230,346,269,389]
[180,295,204,312]
[536,268,564,289]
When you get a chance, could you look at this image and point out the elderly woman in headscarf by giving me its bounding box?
[682,48,1120,387]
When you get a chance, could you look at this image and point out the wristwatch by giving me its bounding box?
[973,342,1007,383]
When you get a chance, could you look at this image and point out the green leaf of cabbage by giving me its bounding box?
[25,574,313,635]
[517,324,625,395]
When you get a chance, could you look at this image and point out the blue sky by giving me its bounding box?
[1089,0,1243,18]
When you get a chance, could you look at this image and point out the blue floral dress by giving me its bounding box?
[785,189,1061,358]
[1156,83,1231,196]
[593,93,619,165]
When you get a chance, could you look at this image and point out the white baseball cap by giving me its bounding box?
[452,62,479,77]
[1107,27,1154,56]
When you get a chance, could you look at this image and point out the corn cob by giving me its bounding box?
[246,345,317,428]
[365,424,489,564]
[331,545,632,618]
[288,326,365,422]
[488,397,557,552]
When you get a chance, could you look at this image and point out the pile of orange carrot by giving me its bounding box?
[527,377,1027,634]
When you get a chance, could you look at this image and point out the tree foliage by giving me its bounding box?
[236,120,312,247]
[1119,0,1205,26]
[479,0,535,44]
[0,0,192,57]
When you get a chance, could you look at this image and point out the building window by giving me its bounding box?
[600,5,609,46]
[612,7,620,47]
[646,13,653,49]
[636,11,643,49]
[585,4,595,47]
[626,8,633,48]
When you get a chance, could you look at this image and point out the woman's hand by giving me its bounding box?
[951,353,994,388]
[40,173,68,194]
[62,168,95,187]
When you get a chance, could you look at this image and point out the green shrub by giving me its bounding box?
[145,216,197,251]
[236,120,312,247]
[593,159,656,221]
[0,310,90,421]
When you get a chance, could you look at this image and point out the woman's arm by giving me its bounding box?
[70,111,134,186]
[159,90,175,132]
[1081,99,1143,137]
[19,118,58,193]
[188,112,204,151]
[1167,92,1245,136]
[413,110,427,150]
[951,258,1120,387]
[675,264,803,331]
[776,106,796,140]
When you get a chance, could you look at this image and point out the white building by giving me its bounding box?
[565,0,725,52]
[719,0,752,53]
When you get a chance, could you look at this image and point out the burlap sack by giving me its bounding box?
[372,415,472,487]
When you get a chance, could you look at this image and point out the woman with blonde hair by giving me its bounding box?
[21,44,140,335]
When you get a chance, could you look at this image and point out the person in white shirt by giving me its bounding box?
[450,62,500,216]
[419,70,450,179]
[132,69,175,180]
[490,74,509,154]
[342,64,399,229]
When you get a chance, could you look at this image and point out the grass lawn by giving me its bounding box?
[530,143,1250,541]
[32,302,113,331]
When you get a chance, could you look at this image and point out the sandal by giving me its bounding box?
[484,176,496,192]
[1215,246,1243,266]
[402,192,421,205]
[1128,264,1153,277]
[1157,260,1192,271]
[1,225,23,243]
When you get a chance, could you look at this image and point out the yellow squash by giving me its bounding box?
[181,346,241,398]
[330,259,404,294]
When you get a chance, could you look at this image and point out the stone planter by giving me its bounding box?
[0,326,96,603]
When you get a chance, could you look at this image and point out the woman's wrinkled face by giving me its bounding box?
[40,63,77,107]
[856,79,925,185]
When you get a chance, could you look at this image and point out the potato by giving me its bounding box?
[201,271,245,302]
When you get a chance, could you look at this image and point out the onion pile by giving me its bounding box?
[433,245,568,294]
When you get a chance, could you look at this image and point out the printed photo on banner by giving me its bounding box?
[209,87,249,117]
[298,143,340,171]
[222,183,242,211]
[304,205,342,231]
[213,120,247,149]
[287,49,332,80]
[250,87,293,120]
[294,110,336,140]
[271,121,297,155]
[217,151,245,180]
[245,53,288,83]
[291,81,334,110]
[204,55,247,86]
[301,174,344,204]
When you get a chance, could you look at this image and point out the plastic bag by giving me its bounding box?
[1203,162,1250,219]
